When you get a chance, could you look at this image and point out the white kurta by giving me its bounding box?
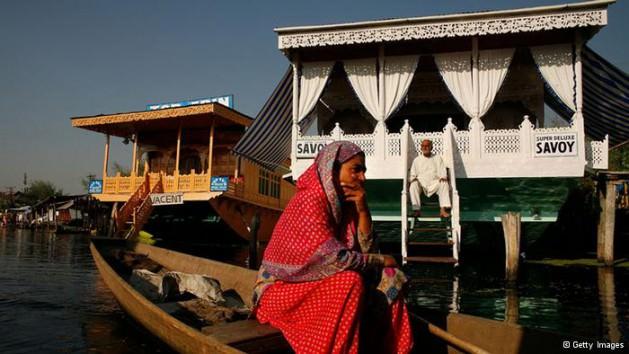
[409,153,451,210]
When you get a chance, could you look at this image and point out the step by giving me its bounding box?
[413,227,452,232]
[408,241,453,247]
[405,256,458,264]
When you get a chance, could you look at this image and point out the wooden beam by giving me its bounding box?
[208,119,215,175]
[175,123,182,175]
[103,134,110,178]
[131,133,138,176]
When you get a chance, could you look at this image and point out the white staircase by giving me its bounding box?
[401,119,462,265]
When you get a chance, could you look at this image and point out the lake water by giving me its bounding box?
[0,229,626,353]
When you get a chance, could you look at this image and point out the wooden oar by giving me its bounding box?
[410,313,491,354]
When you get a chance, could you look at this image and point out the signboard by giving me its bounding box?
[533,132,578,157]
[296,140,333,158]
[147,94,234,110]
[88,180,103,194]
[210,176,229,192]
[150,193,184,206]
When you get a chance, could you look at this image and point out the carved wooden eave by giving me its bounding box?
[71,103,252,137]
[275,0,613,50]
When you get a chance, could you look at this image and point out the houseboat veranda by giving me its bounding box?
[71,102,294,243]
[233,0,623,265]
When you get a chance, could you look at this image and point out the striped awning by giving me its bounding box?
[582,46,628,146]
[232,67,293,171]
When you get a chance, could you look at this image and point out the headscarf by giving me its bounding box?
[314,141,363,224]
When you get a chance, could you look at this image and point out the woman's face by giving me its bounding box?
[337,154,366,197]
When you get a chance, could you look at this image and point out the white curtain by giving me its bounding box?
[383,55,420,119]
[344,55,419,121]
[298,61,334,122]
[530,44,576,112]
[435,49,514,119]
[478,48,514,117]
[434,51,476,118]
[343,58,381,120]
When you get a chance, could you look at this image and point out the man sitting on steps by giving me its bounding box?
[409,139,451,218]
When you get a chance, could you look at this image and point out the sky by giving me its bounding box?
[1,0,627,194]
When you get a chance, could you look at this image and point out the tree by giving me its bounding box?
[81,174,97,192]
[20,180,63,205]
[112,162,131,177]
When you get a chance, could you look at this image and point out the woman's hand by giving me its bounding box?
[340,182,368,213]
[383,255,398,268]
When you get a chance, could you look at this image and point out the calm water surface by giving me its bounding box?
[0,229,627,353]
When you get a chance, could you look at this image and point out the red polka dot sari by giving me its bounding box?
[253,143,413,354]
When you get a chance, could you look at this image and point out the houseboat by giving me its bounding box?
[234,0,623,264]
[71,101,294,242]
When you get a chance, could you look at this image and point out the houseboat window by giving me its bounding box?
[303,63,377,136]
[148,151,164,173]
[386,55,468,133]
[258,169,280,198]
[180,149,202,174]
[481,48,541,130]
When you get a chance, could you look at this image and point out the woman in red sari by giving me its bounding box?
[253,141,413,354]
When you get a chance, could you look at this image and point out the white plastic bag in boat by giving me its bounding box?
[161,271,225,304]
[129,269,163,301]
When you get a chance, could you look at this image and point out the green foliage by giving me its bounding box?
[20,180,63,205]
[80,174,97,192]
[112,162,131,177]
[609,142,629,171]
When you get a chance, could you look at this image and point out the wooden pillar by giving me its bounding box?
[175,123,182,175]
[501,212,521,282]
[102,134,110,179]
[597,177,615,265]
[207,119,215,176]
[290,55,300,170]
[248,212,260,270]
[131,133,138,176]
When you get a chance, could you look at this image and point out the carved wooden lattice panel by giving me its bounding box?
[387,133,401,156]
[454,132,470,154]
[483,130,520,154]
[345,134,376,156]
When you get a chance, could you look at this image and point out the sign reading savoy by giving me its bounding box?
[296,141,333,158]
[533,133,577,157]
[150,193,184,206]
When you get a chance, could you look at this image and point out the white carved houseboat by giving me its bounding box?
[234,0,626,265]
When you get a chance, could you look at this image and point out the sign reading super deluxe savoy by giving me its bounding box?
[150,193,184,206]
[533,132,577,157]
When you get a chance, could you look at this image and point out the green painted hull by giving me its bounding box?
[366,178,580,222]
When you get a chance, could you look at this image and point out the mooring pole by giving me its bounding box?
[597,175,616,266]
[501,212,521,282]
[107,202,118,238]
[248,212,260,270]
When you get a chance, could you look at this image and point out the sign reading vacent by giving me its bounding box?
[150,193,184,206]
[533,132,577,157]
[296,140,334,158]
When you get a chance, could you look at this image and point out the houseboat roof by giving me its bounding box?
[275,0,613,50]
[71,103,253,138]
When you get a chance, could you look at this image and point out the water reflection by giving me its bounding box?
[598,267,622,342]
[0,229,171,353]
[405,262,628,341]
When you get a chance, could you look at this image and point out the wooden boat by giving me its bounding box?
[92,237,579,354]
[89,237,289,353]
